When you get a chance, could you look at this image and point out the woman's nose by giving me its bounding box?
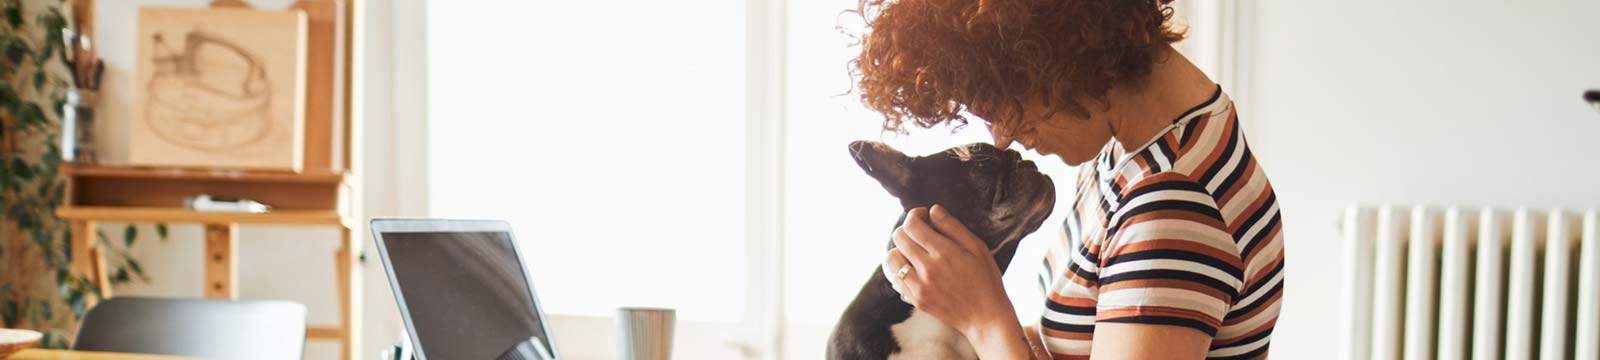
[991,131,1014,150]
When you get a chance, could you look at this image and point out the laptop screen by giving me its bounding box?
[382,230,552,359]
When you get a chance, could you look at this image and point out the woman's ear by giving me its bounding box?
[849,140,913,198]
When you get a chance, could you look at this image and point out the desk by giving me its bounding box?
[8,349,208,360]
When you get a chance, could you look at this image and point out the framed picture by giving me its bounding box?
[131,6,307,171]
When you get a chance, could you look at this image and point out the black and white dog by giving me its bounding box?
[829,141,1056,360]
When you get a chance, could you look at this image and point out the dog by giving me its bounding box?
[828,141,1056,360]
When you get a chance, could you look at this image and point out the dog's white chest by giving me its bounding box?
[888,310,978,360]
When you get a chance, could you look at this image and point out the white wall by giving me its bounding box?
[1232,1,1600,358]
[92,0,408,358]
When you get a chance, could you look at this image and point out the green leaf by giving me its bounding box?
[20,102,46,126]
[38,34,55,62]
[37,299,51,321]
[30,226,51,254]
[32,70,43,92]
[10,157,32,180]
[126,258,146,280]
[4,5,21,28]
[18,299,31,325]
[68,292,84,317]
[111,268,129,284]
[2,298,17,325]
[157,223,170,239]
[0,81,15,105]
[43,331,68,349]
[3,37,31,64]
[95,228,109,247]
[123,224,137,247]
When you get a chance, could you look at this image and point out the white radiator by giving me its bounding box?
[1339,205,1600,360]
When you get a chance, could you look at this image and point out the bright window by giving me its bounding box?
[425,0,748,323]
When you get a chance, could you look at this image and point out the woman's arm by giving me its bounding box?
[884,206,1034,359]
[1090,323,1213,359]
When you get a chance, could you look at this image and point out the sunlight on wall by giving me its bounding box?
[425,0,748,323]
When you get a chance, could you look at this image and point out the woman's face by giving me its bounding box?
[985,105,1114,166]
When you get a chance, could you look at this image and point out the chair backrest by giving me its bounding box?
[74,296,307,360]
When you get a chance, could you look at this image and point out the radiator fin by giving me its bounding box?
[1341,205,1598,360]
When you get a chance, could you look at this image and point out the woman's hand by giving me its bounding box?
[884,205,1032,359]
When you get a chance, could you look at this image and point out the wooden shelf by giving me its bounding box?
[57,207,346,226]
[306,325,343,339]
[62,165,347,184]
[62,165,350,214]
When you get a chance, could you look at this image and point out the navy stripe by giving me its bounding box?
[1169,85,1223,126]
[1105,249,1244,280]
[1139,150,1163,173]
[1240,259,1284,299]
[1179,115,1206,148]
[1240,212,1281,258]
[1212,145,1253,196]
[1099,315,1218,337]
[1040,317,1096,333]
[1227,279,1283,320]
[1106,178,1124,200]
[1210,326,1274,351]
[1208,340,1271,360]
[1077,240,1101,265]
[1045,299,1097,316]
[1198,122,1240,183]
[1067,261,1099,283]
[1100,269,1240,299]
[1098,197,1114,224]
[1231,193,1277,241]
[1155,140,1178,169]
[1108,199,1225,236]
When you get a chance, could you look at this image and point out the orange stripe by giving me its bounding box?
[1106,238,1240,269]
[1048,292,1099,307]
[1097,306,1223,330]
[1216,159,1259,209]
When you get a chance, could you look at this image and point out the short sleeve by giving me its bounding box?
[1095,174,1244,336]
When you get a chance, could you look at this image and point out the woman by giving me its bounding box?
[856,0,1285,358]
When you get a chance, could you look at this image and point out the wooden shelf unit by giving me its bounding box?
[59,0,367,357]
[57,165,361,358]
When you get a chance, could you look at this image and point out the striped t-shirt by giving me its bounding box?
[1037,88,1285,359]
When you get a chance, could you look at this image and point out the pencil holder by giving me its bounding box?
[60,89,98,164]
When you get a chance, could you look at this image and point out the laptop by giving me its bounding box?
[371,219,560,360]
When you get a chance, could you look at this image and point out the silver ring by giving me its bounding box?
[896,264,912,280]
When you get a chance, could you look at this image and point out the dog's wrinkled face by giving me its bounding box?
[850,141,1055,251]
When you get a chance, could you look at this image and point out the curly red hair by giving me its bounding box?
[852,0,1184,133]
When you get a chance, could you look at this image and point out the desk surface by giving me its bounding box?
[9,349,208,360]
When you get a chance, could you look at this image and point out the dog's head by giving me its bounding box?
[850,141,1055,261]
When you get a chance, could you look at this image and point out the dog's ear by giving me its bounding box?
[850,140,913,198]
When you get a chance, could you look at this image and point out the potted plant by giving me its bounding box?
[0,0,160,348]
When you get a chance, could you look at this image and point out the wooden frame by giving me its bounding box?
[60,0,364,359]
